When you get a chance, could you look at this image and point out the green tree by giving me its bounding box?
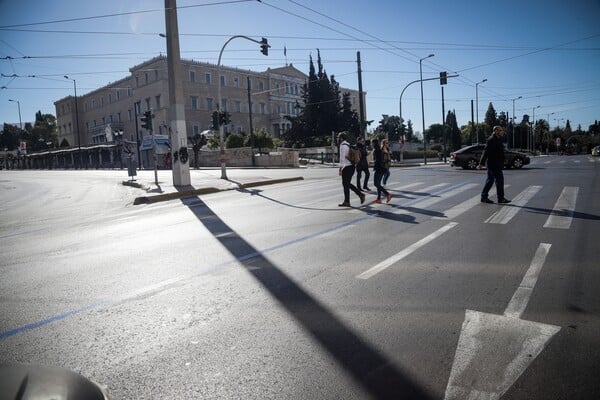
[0,123,21,151]
[375,114,402,141]
[225,132,244,148]
[283,49,349,147]
[246,128,274,153]
[446,110,461,151]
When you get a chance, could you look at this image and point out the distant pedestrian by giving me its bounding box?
[355,137,371,191]
[478,125,511,204]
[381,138,391,186]
[372,138,392,204]
[338,132,366,207]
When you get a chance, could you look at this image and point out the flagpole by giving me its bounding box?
[284,45,287,66]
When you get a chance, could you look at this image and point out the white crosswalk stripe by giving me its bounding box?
[485,186,542,224]
[543,186,578,229]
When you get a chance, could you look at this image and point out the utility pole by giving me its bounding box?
[247,76,255,166]
[357,51,366,139]
[164,0,191,186]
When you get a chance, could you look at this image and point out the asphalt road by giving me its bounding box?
[1,155,599,399]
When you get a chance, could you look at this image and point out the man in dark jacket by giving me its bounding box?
[478,125,511,204]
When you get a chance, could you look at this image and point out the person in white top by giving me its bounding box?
[338,131,366,207]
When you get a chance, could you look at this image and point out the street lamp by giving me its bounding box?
[511,96,521,148]
[420,53,434,165]
[64,76,82,168]
[217,35,269,179]
[475,78,487,143]
[8,99,22,130]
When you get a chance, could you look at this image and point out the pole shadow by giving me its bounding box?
[180,196,433,400]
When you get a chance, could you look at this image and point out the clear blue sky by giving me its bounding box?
[1,0,599,135]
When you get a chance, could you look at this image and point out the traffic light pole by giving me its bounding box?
[398,74,458,163]
[217,35,269,180]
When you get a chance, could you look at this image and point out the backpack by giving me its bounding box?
[344,143,361,165]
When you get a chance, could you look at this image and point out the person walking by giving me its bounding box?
[355,137,371,191]
[478,125,511,204]
[338,132,366,207]
[371,138,392,204]
[381,138,391,186]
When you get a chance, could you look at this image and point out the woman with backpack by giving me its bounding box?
[372,138,392,204]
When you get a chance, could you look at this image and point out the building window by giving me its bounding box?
[155,95,161,109]
[128,110,132,121]
[101,97,104,107]
[135,101,141,114]
[191,96,198,110]
[193,125,200,135]
[220,75,226,87]
[258,80,264,91]
[117,112,122,122]
[108,94,112,104]
[127,87,132,97]
[135,76,139,87]
[233,77,239,88]
[189,70,196,83]
[145,98,151,111]
[260,103,266,114]
[235,101,241,113]
[116,90,120,101]
[144,72,148,84]
[92,99,96,108]
[206,98,214,111]
[221,99,228,112]
[205,72,211,84]
[155,69,159,80]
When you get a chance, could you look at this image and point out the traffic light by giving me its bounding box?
[211,111,220,130]
[219,111,231,125]
[141,110,153,130]
[440,71,447,85]
[260,37,269,56]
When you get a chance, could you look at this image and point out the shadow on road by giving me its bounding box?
[180,195,433,400]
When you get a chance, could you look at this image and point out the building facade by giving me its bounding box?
[55,56,365,149]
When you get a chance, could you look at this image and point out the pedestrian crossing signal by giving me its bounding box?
[440,71,447,85]
[260,38,269,56]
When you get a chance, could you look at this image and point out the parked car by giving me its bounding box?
[592,145,600,156]
[450,144,530,170]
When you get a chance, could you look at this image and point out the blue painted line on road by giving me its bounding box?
[0,302,106,341]
[0,179,476,341]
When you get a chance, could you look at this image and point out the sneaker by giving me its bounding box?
[363,187,371,191]
[373,198,382,204]
[481,198,494,204]
[359,193,366,204]
[386,193,392,203]
[498,198,511,204]
[338,202,351,207]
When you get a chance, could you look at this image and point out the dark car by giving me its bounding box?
[450,144,530,170]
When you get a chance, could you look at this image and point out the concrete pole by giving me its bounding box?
[164,0,191,186]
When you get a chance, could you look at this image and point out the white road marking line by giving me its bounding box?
[485,185,542,224]
[434,185,510,220]
[356,222,458,279]
[503,243,552,319]
[543,186,578,229]
[444,242,560,400]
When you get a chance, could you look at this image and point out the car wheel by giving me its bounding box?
[466,159,478,169]
[512,157,524,169]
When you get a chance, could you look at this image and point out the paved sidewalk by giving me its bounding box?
[124,167,306,205]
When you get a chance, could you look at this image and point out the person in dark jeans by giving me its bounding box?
[338,132,366,207]
[371,138,392,204]
[355,137,371,191]
[478,125,511,204]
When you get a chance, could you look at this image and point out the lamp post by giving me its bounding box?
[217,35,269,179]
[475,78,487,143]
[511,96,521,148]
[8,99,22,130]
[419,53,434,165]
[64,76,82,168]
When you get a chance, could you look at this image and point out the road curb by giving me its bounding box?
[130,176,304,205]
